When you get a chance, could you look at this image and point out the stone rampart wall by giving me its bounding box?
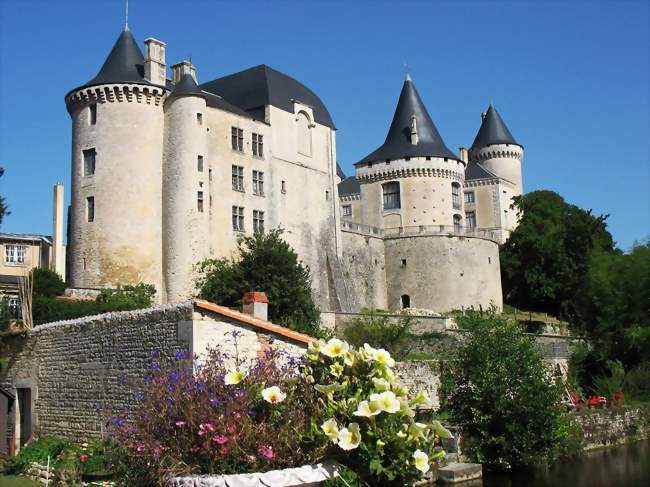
[574,406,650,451]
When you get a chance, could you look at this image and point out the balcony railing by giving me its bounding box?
[340,220,501,242]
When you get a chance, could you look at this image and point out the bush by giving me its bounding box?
[441,311,565,469]
[7,436,70,474]
[33,268,66,298]
[96,283,156,308]
[341,309,415,360]
[625,363,650,402]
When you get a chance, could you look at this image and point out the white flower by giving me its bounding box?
[314,382,345,396]
[261,386,286,404]
[408,422,429,440]
[337,422,361,451]
[361,343,377,361]
[344,351,356,366]
[321,338,349,358]
[392,383,409,397]
[321,418,339,442]
[413,449,430,473]
[372,377,390,392]
[373,348,395,367]
[410,390,430,407]
[330,362,345,378]
[224,369,246,385]
[353,400,383,417]
[369,391,401,414]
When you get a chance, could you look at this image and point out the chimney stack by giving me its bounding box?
[52,183,66,279]
[242,292,269,321]
[171,60,197,83]
[459,147,469,163]
[144,38,167,85]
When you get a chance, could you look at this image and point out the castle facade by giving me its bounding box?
[65,28,524,314]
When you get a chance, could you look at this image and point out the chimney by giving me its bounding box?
[171,60,197,84]
[242,292,269,321]
[52,183,66,279]
[459,147,469,163]
[144,38,167,85]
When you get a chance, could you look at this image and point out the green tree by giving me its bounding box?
[342,309,415,360]
[33,268,66,297]
[441,311,565,469]
[500,190,614,318]
[196,228,320,334]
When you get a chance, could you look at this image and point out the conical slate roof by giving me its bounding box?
[166,74,207,102]
[356,76,458,165]
[470,104,519,149]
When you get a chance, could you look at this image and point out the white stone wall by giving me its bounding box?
[163,95,210,302]
[384,235,502,312]
[67,85,165,295]
[475,143,524,196]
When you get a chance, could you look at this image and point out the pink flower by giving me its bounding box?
[219,446,230,456]
[136,445,145,453]
[198,430,205,437]
[175,421,186,427]
[212,435,228,445]
[233,412,242,420]
[247,454,257,461]
[258,445,274,459]
[226,424,236,433]
[190,445,200,453]
[80,454,88,463]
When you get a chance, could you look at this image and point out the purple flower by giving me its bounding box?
[231,330,242,338]
[169,371,180,383]
[144,374,152,382]
[167,397,174,404]
[151,349,160,359]
[95,403,102,412]
[135,391,144,401]
[175,352,186,360]
[150,363,160,370]
[117,371,127,385]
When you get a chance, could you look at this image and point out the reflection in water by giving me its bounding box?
[470,440,650,487]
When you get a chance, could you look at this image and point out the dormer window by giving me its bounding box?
[296,111,312,156]
[410,114,418,145]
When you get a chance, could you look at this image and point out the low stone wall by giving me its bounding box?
[574,406,650,451]
[26,461,115,486]
[395,360,441,411]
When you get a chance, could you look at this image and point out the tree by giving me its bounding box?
[33,268,66,297]
[500,190,614,318]
[196,228,320,334]
[441,311,566,469]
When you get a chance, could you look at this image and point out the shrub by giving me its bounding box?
[7,436,70,474]
[96,283,156,308]
[33,268,66,298]
[624,363,650,402]
[441,311,565,469]
[341,309,415,360]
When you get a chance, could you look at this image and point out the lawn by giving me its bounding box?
[0,475,41,487]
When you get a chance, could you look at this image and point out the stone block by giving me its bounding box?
[437,462,482,484]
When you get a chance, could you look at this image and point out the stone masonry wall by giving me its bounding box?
[0,303,194,444]
[574,406,650,451]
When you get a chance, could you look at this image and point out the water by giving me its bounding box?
[465,440,650,487]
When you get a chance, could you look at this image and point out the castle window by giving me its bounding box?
[197,191,204,212]
[465,211,476,229]
[232,206,244,231]
[197,155,204,172]
[209,169,212,181]
[4,244,27,265]
[401,259,407,267]
[281,180,286,194]
[197,113,203,125]
[252,133,264,157]
[401,294,411,309]
[232,165,244,192]
[231,127,244,152]
[296,111,312,156]
[342,205,352,217]
[382,182,400,210]
[253,210,265,233]
[86,196,95,222]
[252,170,264,196]
[326,190,329,201]
[453,214,462,233]
[89,104,97,125]
[464,191,475,204]
[83,148,96,176]
[452,182,461,210]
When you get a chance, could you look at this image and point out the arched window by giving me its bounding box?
[382,181,401,210]
[296,111,312,156]
[451,182,461,209]
[401,294,411,309]
[453,214,462,233]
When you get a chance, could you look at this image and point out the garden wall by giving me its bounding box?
[575,406,650,451]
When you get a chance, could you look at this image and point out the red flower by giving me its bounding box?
[80,454,88,463]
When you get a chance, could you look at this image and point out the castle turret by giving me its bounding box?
[65,28,167,296]
[469,105,524,196]
[355,75,466,229]
[162,71,210,302]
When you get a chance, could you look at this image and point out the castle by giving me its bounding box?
[64,27,524,314]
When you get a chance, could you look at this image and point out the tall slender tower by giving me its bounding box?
[65,28,167,296]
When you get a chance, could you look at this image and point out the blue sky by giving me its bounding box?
[0,0,648,250]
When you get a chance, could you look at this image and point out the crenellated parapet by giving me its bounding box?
[65,84,167,113]
[473,144,523,162]
[356,157,465,184]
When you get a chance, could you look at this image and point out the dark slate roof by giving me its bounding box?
[166,74,207,102]
[356,76,458,165]
[200,65,335,128]
[338,176,361,196]
[465,162,499,181]
[69,29,157,95]
[470,104,520,149]
[203,92,257,119]
[336,163,346,179]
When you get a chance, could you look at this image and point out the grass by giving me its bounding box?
[0,475,41,487]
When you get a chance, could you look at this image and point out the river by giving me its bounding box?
[465,440,650,487]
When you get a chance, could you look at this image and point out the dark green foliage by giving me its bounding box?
[32,268,66,297]
[341,309,415,360]
[441,311,566,469]
[7,436,70,474]
[32,283,156,325]
[196,228,320,335]
[500,190,614,319]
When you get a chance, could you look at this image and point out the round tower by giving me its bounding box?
[355,75,466,230]
[469,105,524,196]
[162,70,210,302]
[65,29,167,296]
